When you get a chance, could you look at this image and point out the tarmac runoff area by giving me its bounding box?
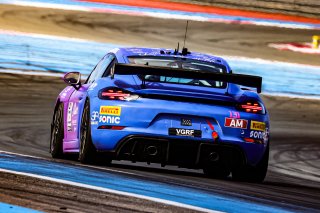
[0,3,319,213]
[0,152,305,213]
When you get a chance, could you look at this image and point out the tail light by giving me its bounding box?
[98,125,126,130]
[244,138,263,144]
[99,87,139,101]
[237,101,265,114]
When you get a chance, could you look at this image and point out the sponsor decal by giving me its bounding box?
[176,129,194,136]
[250,131,265,139]
[72,120,77,125]
[169,128,201,138]
[224,118,248,129]
[91,121,98,125]
[264,127,270,141]
[72,103,78,115]
[91,111,99,121]
[91,111,99,125]
[181,118,192,126]
[100,106,121,116]
[67,102,73,131]
[229,111,240,119]
[60,87,72,98]
[99,116,120,124]
[250,121,266,131]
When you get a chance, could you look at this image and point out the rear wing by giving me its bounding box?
[112,63,262,93]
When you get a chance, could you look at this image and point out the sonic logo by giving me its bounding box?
[99,116,120,124]
[250,131,265,139]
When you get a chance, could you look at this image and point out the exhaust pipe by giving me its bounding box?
[208,152,219,162]
[146,146,158,156]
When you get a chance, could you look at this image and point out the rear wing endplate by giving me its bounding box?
[112,63,262,93]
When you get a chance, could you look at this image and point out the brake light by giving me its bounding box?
[99,87,139,101]
[102,89,129,100]
[244,138,254,143]
[244,138,263,144]
[98,125,126,130]
[237,101,265,114]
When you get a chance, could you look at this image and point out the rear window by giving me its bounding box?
[128,56,227,88]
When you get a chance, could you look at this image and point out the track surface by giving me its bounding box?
[0,171,194,213]
[0,73,319,212]
[0,4,319,213]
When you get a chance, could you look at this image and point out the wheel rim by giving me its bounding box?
[51,107,62,152]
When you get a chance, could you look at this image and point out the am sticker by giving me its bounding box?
[225,118,248,129]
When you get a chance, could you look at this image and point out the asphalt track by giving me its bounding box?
[0,74,319,212]
[0,3,320,213]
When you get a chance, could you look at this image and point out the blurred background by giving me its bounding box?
[0,0,319,212]
[0,0,320,96]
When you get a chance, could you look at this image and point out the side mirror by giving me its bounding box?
[63,72,81,89]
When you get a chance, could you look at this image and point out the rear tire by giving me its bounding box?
[50,103,64,158]
[79,100,112,165]
[79,100,96,164]
[232,143,269,183]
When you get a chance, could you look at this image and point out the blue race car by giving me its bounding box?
[50,47,270,182]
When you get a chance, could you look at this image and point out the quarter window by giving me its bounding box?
[87,54,115,84]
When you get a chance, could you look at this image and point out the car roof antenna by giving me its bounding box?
[174,42,179,55]
[182,20,190,56]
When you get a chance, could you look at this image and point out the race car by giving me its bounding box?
[50,47,270,182]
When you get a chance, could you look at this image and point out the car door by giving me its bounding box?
[64,54,116,151]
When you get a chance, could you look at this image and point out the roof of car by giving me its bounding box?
[116,47,230,70]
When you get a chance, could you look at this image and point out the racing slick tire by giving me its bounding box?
[232,143,269,183]
[50,103,64,158]
[79,99,111,165]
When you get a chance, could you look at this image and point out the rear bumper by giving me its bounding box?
[99,135,246,169]
[95,133,267,168]
[90,97,269,166]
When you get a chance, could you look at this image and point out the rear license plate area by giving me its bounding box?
[169,128,202,138]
